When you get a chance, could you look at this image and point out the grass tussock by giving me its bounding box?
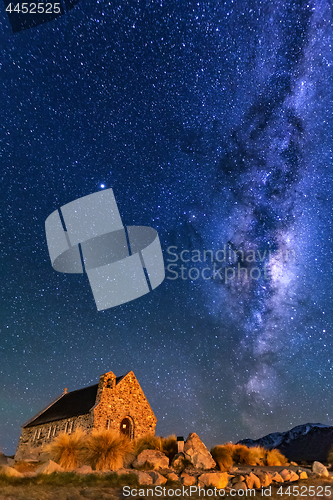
[134,435,163,456]
[211,445,234,471]
[85,430,133,471]
[248,446,266,466]
[265,448,288,466]
[161,435,178,461]
[44,429,86,470]
[211,442,288,470]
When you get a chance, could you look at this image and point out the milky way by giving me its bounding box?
[1,0,333,454]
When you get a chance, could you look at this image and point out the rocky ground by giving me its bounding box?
[1,433,333,499]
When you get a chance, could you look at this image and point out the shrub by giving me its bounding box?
[85,430,133,471]
[161,435,178,461]
[134,435,162,456]
[264,448,288,466]
[247,446,266,466]
[232,444,251,464]
[211,445,234,471]
[44,429,86,470]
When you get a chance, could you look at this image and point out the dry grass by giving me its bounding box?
[248,445,266,466]
[44,429,86,470]
[264,448,288,466]
[232,444,251,464]
[161,435,178,461]
[211,445,234,471]
[134,435,163,456]
[85,430,133,471]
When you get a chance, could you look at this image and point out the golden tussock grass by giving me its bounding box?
[85,429,133,471]
[248,445,266,466]
[161,434,178,461]
[134,435,163,456]
[44,429,86,470]
[211,445,234,471]
[264,448,288,466]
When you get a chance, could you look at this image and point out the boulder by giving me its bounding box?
[256,472,271,487]
[171,452,187,469]
[290,461,298,466]
[270,472,284,483]
[184,433,216,470]
[245,472,261,489]
[133,449,169,470]
[1,466,23,477]
[36,460,64,475]
[233,481,247,491]
[75,465,93,474]
[130,470,154,485]
[198,472,228,488]
[181,472,196,486]
[167,472,180,482]
[280,469,292,481]
[289,471,299,482]
[149,471,167,485]
[312,461,329,477]
[299,471,308,479]
[231,474,245,484]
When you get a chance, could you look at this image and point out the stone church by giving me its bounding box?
[15,370,157,461]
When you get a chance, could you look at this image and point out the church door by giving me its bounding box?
[120,417,131,438]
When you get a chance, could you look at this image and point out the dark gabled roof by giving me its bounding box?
[24,384,99,428]
[23,373,129,428]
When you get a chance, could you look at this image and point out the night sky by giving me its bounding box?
[1,0,333,456]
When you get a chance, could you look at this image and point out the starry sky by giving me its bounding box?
[1,0,333,456]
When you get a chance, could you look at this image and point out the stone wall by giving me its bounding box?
[93,371,157,439]
[15,413,94,461]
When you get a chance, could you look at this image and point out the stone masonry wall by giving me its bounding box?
[15,412,94,461]
[93,371,157,439]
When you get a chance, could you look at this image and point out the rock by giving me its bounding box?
[1,466,23,477]
[171,452,186,469]
[149,471,167,485]
[36,460,64,475]
[289,471,299,482]
[290,461,298,466]
[233,481,247,491]
[6,458,15,467]
[76,465,93,474]
[181,472,196,486]
[198,472,228,488]
[312,461,329,477]
[130,470,154,485]
[280,469,292,481]
[270,472,284,483]
[0,454,8,466]
[167,472,180,482]
[299,471,308,479]
[184,433,216,470]
[133,449,169,470]
[245,472,261,489]
[256,472,272,487]
[231,474,245,484]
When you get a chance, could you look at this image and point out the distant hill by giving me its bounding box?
[237,423,333,462]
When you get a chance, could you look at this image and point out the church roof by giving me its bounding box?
[24,374,126,428]
[24,384,99,428]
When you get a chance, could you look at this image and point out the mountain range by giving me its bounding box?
[238,423,333,463]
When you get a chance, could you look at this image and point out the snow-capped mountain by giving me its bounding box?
[237,423,333,462]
